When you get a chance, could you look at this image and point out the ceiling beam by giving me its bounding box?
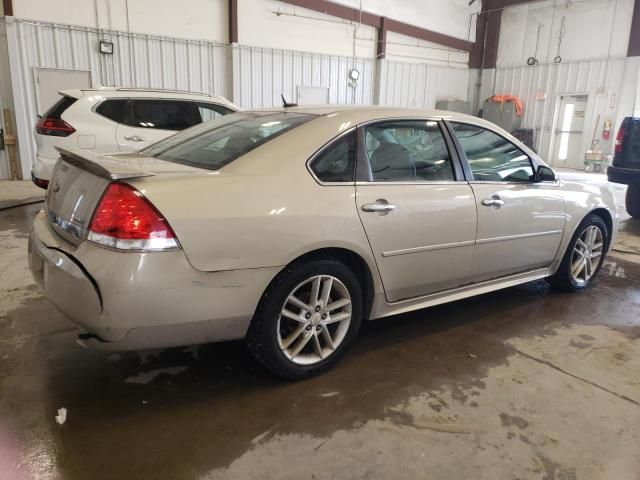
[278,0,472,53]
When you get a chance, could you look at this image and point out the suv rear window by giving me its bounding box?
[43,95,76,119]
[142,112,314,170]
[95,99,128,123]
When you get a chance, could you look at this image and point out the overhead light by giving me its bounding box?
[349,69,360,81]
[99,40,114,55]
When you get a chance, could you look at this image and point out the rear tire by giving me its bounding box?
[548,214,608,292]
[246,257,363,380]
[626,185,640,219]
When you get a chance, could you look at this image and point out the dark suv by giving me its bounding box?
[608,117,640,218]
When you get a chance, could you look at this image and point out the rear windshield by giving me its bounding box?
[44,95,76,119]
[141,112,315,170]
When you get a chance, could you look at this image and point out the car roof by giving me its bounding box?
[252,104,497,129]
[60,87,237,108]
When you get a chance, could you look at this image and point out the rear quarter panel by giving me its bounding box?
[129,115,378,277]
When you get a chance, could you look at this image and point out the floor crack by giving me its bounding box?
[513,347,640,407]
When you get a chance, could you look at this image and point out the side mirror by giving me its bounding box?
[535,165,557,182]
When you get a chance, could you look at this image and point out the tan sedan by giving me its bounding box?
[28,106,618,378]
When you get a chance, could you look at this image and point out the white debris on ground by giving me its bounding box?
[55,408,67,425]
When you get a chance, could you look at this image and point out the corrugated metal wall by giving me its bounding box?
[477,58,636,168]
[4,17,472,178]
[378,61,470,109]
[232,45,375,108]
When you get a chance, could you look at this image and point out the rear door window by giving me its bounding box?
[363,121,455,182]
[95,99,128,124]
[128,100,198,131]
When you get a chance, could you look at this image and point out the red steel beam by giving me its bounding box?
[629,0,640,56]
[278,0,472,52]
[2,0,13,16]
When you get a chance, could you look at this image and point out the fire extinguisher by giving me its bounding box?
[602,120,612,140]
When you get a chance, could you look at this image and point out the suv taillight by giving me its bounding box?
[88,183,179,251]
[36,117,76,137]
[615,126,625,154]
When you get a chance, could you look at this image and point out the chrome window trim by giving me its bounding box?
[355,180,461,187]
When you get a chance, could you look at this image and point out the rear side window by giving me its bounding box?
[143,112,314,170]
[451,122,534,182]
[95,99,128,124]
[43,95,76,119]
[309,132,356,183]
[196,103,235,123]
[128,100,197,130]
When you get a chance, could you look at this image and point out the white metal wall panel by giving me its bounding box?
[477,58,635,167]
[232,45,375,109]
[6,18,230,176]
[377,60,470,109]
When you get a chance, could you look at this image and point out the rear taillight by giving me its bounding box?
[615,126,625,154]
[36,117,76,137]
[88,183,179,251]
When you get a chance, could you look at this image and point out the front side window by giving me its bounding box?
[363,121,454,182]
[128,100,197,130]
[451,123,534,182]
[196,102,235,123]
[142,112,314,170]
[309,132,356,183]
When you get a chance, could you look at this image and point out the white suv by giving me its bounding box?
[31,87,238,188]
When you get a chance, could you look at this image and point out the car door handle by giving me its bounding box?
[361,201,396,214]
[481,196,505,208]
[124,135,145,142]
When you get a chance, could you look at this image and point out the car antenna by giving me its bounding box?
[281,94,297,108]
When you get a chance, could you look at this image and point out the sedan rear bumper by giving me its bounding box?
[607,165,640,186]
[29,211,281,350]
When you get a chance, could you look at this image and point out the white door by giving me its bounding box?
[355,120,477,302]
[553,95,587,169]
[450,122,566,282]
[116,99,197,152]
[34,68,91,115]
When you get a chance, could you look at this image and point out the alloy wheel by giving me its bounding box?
[570,225,604,286]
[276,275,352,365]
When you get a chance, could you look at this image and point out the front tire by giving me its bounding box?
[247,257,363,380]
[626,185,640,219]
[548,214,608,291]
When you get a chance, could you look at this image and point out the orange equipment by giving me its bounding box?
[488,95,524,117]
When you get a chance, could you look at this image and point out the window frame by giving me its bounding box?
[354,118,465,184]
[306,127,358,186]
[195,102,235,122]
[444,120,558,185]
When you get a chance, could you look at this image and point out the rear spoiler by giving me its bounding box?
[55,147,155,180]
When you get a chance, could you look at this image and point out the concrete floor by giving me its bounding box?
[1,198,640,479]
